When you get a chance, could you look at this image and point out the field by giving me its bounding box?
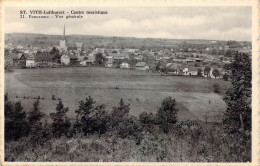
[5,67,231,123]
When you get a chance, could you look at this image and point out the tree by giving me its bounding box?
[80,104,109,135]
[75,96,95,118]
[156,97,178,133]
[197,68,203,77]
[50,101,71,137]
[109,98,130,129]
[95,52,105,65]
[223,53,251,133]
[204,66,211,77]
[49,47,59,55]
[139,112,155,124]
[28,99,45,125]
[223,73,229,81]
[225,49,232,57]
[212,69,220,79]
[27,99,46,146]
[74,96,96,134]
[117,115,140,139]
[213,83,220,93]
[5,93,29,141]
[155,61,161,71]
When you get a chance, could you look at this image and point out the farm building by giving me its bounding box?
[87,53,96,63]
[186,67,198,76]
[120,62,130,69]
[79,61,87,66]
[26,53,35,68]
[166,63,181,75]
[135,62,149,70]
[75,42,83,51]
[105,59,113,67]
[68,53,78,65]
[110,53,129,60]
[34,52,53,67]
[61,54,70,65]
[13,53,26,68]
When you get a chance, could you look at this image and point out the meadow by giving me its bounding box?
[5,67,231,123]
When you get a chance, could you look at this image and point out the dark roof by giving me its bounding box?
[13,53,25,60]
[34,52,54,62]
[188,67,198,71]
[68,53,78,59]
[135,62,147,67]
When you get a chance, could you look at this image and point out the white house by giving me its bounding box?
[182,67,189,75]
[75,42,83,51]
[17,45,23,50]
[105,59,113,67]
[135,62,149,70]
[120,62,130,69]
[26,54,35,68]
[87,53,96,63]
[79,61,87,66]
[61,54,70,65]
[186,67,198,76]
[111,53,129,60]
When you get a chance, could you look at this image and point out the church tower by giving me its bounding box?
[63,24,65,38]
[59,24,67,51]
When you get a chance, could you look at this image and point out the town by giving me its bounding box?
[4,25,251,80]
[4,4,252,162]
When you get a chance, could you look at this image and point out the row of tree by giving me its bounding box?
[5,93,179,145]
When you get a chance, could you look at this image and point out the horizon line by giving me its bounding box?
[5,32,252,42]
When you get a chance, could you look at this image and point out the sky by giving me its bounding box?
[5,6,252,41]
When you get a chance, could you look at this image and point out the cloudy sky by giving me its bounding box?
[5,6,251,41]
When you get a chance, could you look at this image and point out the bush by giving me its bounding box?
[223,73,229,81]
[27,99,46,146]
[80,104,109,135]
[213,83,220,93]
[52,95,56,100]
[139,112,155,124]
[5,94,29,141]
[50,101,72,138]
[156,97,178,133]
[109,98,130,129]
[117,115,140,139]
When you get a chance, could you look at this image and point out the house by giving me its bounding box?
[17,45,23,50]
[61,54,70,65]
[188,58,203,63]
[134,56,143,60]
[186,67,198,76]
[75,42,83,51]
[181,67,189,75]
[134,54,144,60]
[166,63,181,75]
[120,62,130,69]
[68,53,78,65]
[135,62,149,70]
[105,55,113,60]
[88,53,96,63]
[26,53,35,68]
[105,59,113,67]
[13,53,26,68]
[5,53,13,68]
[34,52,54,67]
[110,53,129,60]
[79,61,87,66]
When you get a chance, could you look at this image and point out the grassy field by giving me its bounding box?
[5,67,231,123]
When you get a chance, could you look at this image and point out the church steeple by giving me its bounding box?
[63,24,65,37]
[60,24,67,51]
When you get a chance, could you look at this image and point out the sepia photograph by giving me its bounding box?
[1,0,258,164]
